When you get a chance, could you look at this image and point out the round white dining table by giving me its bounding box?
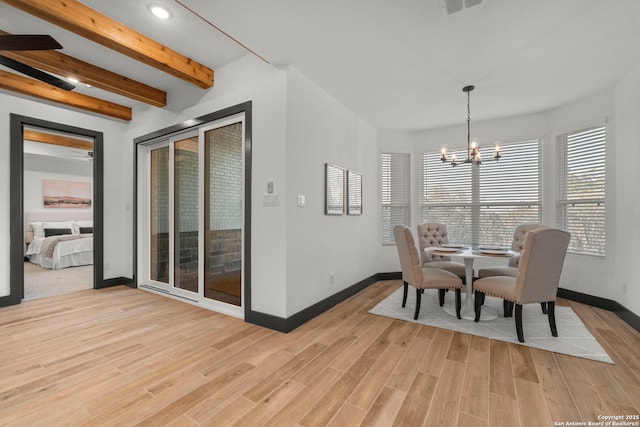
[425,246,518,320]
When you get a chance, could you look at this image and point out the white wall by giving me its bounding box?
[24,154,92,213]
[612,61,640,315]
[378,87,640,315]
[284,68,379,316]
[0,94,129,296]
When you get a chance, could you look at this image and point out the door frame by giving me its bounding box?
[133,101,252,319]
[5,114,105,307]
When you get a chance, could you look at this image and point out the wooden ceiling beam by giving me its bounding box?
[0,70,132,120]
[3,0,214,89]
[0,30,167,107]
[24,129,93,150]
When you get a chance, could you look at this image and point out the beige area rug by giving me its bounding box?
[23,262,93,301]
[369,287,613,364]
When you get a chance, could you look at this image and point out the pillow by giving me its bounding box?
[73,220,93,234]
[42,220,74,231]
[79,226,93,234]
[44,228,73,237]
[41,221,75,237]
[30,222,44,239]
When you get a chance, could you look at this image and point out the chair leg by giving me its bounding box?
[414,288,422,320]
[503,300,514,317]
[438,289,446,306]
[402,281,408,308]
[474,291,484,322]
[455,288,461,319]
[548,301,558,337]
[471,281,485,305]
[540,302,548,314]
[515,304,524,342]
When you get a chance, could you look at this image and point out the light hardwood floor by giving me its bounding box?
[0,281,638,426]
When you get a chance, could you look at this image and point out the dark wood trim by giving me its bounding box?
[557,287,640,332]
[245,273,383,333]
[243,103,253,320]
[376,272,402,281]
[4,114,105,308]
[132,103,252,145]
[6,114,25,306]
[132,101,252,316]
[100,277,135,289]
[556,287,623,311]
[245,274,640,334]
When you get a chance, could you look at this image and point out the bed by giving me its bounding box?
[25,211,94,270]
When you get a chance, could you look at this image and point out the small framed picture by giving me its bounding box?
[347,170,362,215]
[325,163,345,215]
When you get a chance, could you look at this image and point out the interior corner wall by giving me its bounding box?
[613,62,640,316]
[0,93,129,296]
[283,68,379,317]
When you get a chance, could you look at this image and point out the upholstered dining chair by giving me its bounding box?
[473,227,570,342]
[477,223,548,279]
[477,223,548,312]
[417,223,466,280]
[394,225,463,319]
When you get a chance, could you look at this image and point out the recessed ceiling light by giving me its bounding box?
[149,4,171,19]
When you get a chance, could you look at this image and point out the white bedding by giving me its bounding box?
[26,235,93,270]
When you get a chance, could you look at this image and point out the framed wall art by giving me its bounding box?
[347,170,362,215]
[325,163,345,215]
[43,179,92,208]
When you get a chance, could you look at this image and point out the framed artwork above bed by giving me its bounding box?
[43,179,92,208]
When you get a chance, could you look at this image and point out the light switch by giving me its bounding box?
[297,194,306,207]
[267,181,274,193]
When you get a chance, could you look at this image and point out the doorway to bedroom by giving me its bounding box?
[7,114,104,308]
[136,110,248,319]
[23,127,95,300]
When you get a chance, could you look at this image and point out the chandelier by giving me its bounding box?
[440,85,501,166]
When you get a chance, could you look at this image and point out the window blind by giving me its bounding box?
[557,126,606,256]
[422,140,541,246]
[381,152,411,244]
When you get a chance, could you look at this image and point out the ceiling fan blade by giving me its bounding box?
[0,34,63,51]
[0,54,75,91]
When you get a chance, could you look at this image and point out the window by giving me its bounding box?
[381,152,410,244]
[421,140,541,246]
[557,126,606,256]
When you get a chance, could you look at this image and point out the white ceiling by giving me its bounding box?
[2,0,640,131]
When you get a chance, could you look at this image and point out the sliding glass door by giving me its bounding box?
[149,144,169,284]
[174,136,200,292]
[138,114,245,317]
[203,122,243,306]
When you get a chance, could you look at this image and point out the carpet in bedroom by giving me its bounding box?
[369,287,613,364]
[24,262,93,300]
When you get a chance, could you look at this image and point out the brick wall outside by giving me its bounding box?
[150,123,243,286]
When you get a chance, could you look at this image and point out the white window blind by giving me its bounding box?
[381,152,410,244]
[557,126,606,256]
[421,140,541,246]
